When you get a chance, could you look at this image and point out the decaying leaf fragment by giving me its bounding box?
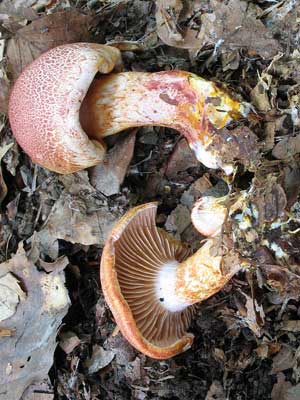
[0,243,70,400]
[89,130,137,196]
[272,134,300,160]
[0,272,25,322]
[42,173,121,246]
[0,143,14,205]
[155,0,281,58]
[6,10,92,82]
[155,0,205,49]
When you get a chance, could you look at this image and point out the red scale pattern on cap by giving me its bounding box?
[8,43,120,173]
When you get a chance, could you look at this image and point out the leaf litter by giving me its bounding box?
[0,0,300,399]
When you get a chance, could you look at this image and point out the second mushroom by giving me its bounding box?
[101,202,242,359]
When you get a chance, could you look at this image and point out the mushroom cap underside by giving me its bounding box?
[100,203,195,359]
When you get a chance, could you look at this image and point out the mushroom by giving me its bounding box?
[9,43,249,174]
[191,196,228,237]
[100,202,241,359]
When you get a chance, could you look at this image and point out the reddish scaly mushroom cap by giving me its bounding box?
[8,43,121,173]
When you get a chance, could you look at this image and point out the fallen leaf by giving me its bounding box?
[124,357,143,383]
[89,130,137,196]
[38,255,69,274]
[208,126,259,169]
[264,0,299,50]
[263,116,286,152]
[201,0,281,58]
[236,290,265,336]
[283,166,300,208]
[39,172,121,247]
[0,143,14,205]
[0,327,15,337]
[271,372,300,400]
[272,134,300,160]
[84,345,115,374]
[256,342,281,360]
[44,191,119,246]
[6,10,92,82]
[165,204,191,239]
[205,380,226,400]
[21,379,54,400]
[180,174,212,209]
[155,0,206,49]
[281,320,300,333]
[0,243,70,399]
[165,138,198,179]
[261,264,300,304]
[156,0,281,58]
[0,77,10,114]
[0,0,40,22]
[271,373,293,400]
[271,346,295,374]
[59,331,81,354]
[0,272,26,321]
[250,73,272,112]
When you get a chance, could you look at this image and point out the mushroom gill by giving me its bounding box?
[113,204,194,348]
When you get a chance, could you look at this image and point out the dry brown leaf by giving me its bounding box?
[261,264,300,304]
[165,138,198,179]
[39,172,121,247]
[255,342,281,360]
[0,0,41,22]
[165,204,191,239]
[272,134,300,160]
[208,126,259,169]
[263,116,286,152]
[205,381,226,400]
[237,290,265,336]
[6,10,92,82]
[271,346,295,374]
[38,255,69,274]
[0,143,14,205]
[155,0,206,49]
[89,130,137,196]
[156,0,281,58]
[250,75,272,112]
[271,373,293,400]
[0,78,10,114]
[180,174,212,209]
[281,320,300,333]
[271,372,300,400]
[0,243,70,400]
[59,331,81,354]
[83,345,115,374]
[201,0,281,59]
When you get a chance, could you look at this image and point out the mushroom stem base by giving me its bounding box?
[156,260,193,312]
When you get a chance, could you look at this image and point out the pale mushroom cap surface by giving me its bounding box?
[8,43,121,173]
[191,196,228,237]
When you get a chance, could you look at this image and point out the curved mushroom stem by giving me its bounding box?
[81,71,250,174]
